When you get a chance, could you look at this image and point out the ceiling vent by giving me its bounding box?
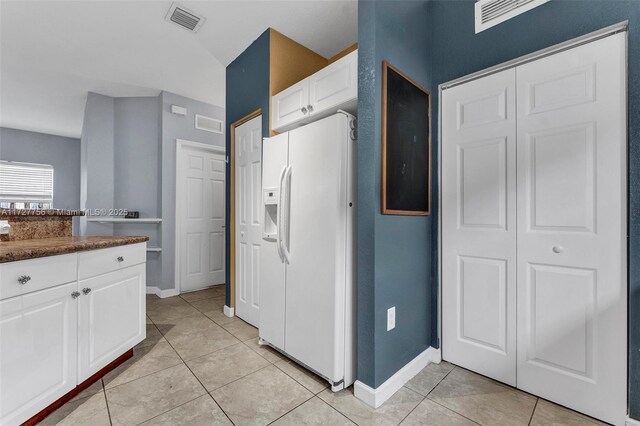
[475,0,549,33]
[165,3,206,33]
[195,114,223,134]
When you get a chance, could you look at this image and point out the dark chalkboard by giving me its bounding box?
[382,61,431,215]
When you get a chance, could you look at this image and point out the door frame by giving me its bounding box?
[175,138,226,294]
[438,19,628,408]
[229,109,262,311]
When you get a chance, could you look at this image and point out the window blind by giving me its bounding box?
[0,160,54,205]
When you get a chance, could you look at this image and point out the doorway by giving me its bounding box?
[230,111,262,326]
[176,140,226,293]
[440,29,627,424]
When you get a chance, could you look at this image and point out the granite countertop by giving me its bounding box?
[0,236,149,263]
[0,209,85,217]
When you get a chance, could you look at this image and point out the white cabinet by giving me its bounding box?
[272,50,357,132]
[78,263,145,381]
[0,282,78,426]
[0,243,146,425]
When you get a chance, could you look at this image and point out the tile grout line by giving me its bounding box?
[396,386,428,425]
[100,379,114,426]
[132,394,209,426]
[422,366,484,425]
[528,398,540,426]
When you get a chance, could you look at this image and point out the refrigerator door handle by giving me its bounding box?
[276,165,286,263]
[281,165,292,264]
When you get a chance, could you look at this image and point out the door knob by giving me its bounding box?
[552,245,564,254]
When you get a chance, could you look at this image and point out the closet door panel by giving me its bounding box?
[515,32,626,425]
[442,68,517,386]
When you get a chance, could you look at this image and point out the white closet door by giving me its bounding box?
[515,33,626,425]
[442,69,517,386]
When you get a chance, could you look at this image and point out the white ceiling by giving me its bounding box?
[0,0,357,138]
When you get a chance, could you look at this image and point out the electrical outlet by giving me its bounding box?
[387,306,396,331]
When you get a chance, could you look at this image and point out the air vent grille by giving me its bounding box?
[475,0,549,33]
[195,114,223,134]
[165,3,205,33]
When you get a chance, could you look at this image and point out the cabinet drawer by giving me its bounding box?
[78,242,146,280]
[0,253,77,301]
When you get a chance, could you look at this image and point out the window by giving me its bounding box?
[0,160,54,209]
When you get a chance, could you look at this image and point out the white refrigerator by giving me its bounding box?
[259,111,356,391]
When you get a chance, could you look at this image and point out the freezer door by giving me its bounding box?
[259,133,288,350]
[284,114,350,382]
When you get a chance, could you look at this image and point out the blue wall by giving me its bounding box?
[358,0,432,388]
[224,29,271,306]
[0,127,81,212]
[426,0,640,418]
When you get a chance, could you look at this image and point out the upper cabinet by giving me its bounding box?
[273,50,357,132]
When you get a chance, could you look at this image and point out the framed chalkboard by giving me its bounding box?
[381,61,431,215]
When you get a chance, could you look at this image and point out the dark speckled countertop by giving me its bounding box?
[0,236,149,263]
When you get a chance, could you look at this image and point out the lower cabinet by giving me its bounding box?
[0,282,78,426]
[78,264,145,381]
[0,243,146,425]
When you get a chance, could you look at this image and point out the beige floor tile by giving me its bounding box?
[429,368,536,426]
[272,396,355,425]
[41,392,110,426]
[70,379,104,402]
[244,338,285,363]
[405,361,455,396]
[530,399,607,426]
[136,323,165,349]
[274,359,329,394]
[180,286,225,302]
[222,317,259,341]
[205,308,237,325]
[166,323,240,360]
[140,395,232,425]
[400,398,476,425]
[154,313,219,339]
[186,342,269,391]
[146,295,189,310]
[103,340,183,389]
[147,298,201,323]
[106,363,206,425]
[189,296,226,314]
[319,386,423,426]
[211,364,313,426]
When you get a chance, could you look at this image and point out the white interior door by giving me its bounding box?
[442,69,518,386]
[179,143,226,293]
[515,33,626,425]
[235,115,262,326]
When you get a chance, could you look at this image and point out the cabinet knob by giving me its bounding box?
[552,245,564,254]
[82,287,92,295]
[71,291,81,299]
[300,107,308,114]
[117,256,124,262]
[17,275,31,285]
[307,104,314,113]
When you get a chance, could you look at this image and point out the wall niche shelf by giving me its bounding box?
[87,217,162,224]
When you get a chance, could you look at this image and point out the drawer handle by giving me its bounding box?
[117,256,124,262]
[71,291,81,299]
[17,275,31,285]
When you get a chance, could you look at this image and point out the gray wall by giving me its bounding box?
[113,97,162,288]
[160,91,225,290]
[0,127,81,211]
[80,92,115,236]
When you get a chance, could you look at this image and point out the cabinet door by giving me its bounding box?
[309,50,357,115]
[0,282,78,425]
[78,264,145,381]
[272,80,310,132]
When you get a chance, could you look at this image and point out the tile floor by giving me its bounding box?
[42,285,606,425]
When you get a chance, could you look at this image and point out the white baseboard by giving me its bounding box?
[627,417,640,426]
[354,346,440,408]
[224,305,235,317]
[146,286,179,299]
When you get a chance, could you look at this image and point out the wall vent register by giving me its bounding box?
[475,0,550,33]
[195,114,224,134]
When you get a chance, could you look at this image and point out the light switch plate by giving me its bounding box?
[387,306,396,331]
